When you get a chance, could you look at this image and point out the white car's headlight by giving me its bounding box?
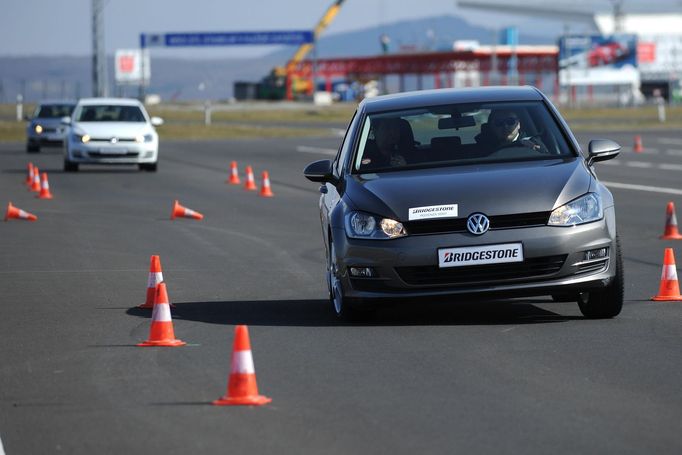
[71,132,90,144]
[346,211,406,239]
[548,193,603,226]
[135,133,154,143]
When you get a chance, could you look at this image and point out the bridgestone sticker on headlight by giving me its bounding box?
[438,243,524,268]
[409,204,458,221]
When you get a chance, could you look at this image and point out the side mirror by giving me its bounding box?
[587,139,620,166]
[303,159,337,184]
[60,116,72,125]
[23,114,31,121]
[151,116,164,127]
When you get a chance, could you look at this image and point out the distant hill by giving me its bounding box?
[0,15,555,102]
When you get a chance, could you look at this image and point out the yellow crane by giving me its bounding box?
[262,0,346,99]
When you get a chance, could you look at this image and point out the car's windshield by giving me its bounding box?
[76,105,146,122]
[35,104,75,118]
[352,101,574,173]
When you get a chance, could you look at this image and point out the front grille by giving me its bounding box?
[403,211,550,235]
[396,254,567,286]
[88,151,139,158]
[90,137,137,143]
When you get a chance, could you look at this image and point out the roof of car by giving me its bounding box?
[76,97,143,106]
[359,86,545,114]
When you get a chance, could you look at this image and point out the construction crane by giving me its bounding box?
[259,0,346,100]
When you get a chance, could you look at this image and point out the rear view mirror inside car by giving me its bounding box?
[438,116,476,129]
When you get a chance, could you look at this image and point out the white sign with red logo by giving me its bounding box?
[115,49,150,85]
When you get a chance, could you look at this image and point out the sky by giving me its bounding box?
[2,0,681,59]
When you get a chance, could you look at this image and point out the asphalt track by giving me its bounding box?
[1,128,681,454]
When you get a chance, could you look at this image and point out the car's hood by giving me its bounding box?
[344,158,591,221]
[32,118,64,127]
[72,122,151,138]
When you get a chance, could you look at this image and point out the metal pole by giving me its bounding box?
[139,34,146,101]
[92,0,107,97]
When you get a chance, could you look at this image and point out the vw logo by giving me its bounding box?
[110,137,118,144]
[467,213,490,235]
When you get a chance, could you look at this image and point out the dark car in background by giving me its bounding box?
[25,100,77,153]
[304,86,623,320]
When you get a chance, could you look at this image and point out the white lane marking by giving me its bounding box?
[0,435,5,455]
[665,149,682,156]
[658,138,682,146]
[659,163,682,171]
[626,161,653,168]
[296,145,337,156]
[600,160,620,166]
[602,181,682,196]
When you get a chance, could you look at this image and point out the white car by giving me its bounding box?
[63,98,163,172]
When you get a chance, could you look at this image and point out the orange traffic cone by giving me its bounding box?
[259,171,274,198]
[36,172,53,199]
[5,202,37,221]
[25,162,34,186]
[139,255,163,309]
[227,161,240,185]
[660,202,682,240]
[30,165,41,192]
[137,282,186,346]
[633,135,644,153]
[243,166,257,191]
[213,325,271,406]
[171,200,204,220]
[652,248,682,301]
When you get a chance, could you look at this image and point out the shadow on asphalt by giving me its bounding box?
[126,298,581,327]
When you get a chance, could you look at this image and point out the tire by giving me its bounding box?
[577,236,624,319]
[64,159,79,172]
[139,162,158,172]
[328,238,365,321]
[27,143,40,153]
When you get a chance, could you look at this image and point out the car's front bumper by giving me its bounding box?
[332,207,617,300]
[66,141,158,164]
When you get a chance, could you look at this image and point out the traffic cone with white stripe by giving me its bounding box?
[259,171,274,198]
[30,165,41,192]
[227,161,240,185]
[652,248,682,301]
[36,172,53,199]
[243,166,257,191]
[171,200,204,220]
[660,202,682,240]
[213,325,271,406]
[137,282,186,346]
[139,255,163,309]
[25,162,34,186]
[5,202,37,221]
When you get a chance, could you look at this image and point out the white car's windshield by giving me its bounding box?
[353,101,573,173]
[76,105,146,123]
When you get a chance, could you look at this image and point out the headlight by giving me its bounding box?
[135,133,154,143]
[34,124,43,134]
[71,132,90,144]
[548,193,603,226]
[346,211,406,239]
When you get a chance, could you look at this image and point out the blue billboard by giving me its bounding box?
[141,31,314,48]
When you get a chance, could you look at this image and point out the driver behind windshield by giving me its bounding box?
[486,109,547,153]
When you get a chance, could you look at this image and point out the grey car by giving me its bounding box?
[304,86,622,319]
[26,100,76,153]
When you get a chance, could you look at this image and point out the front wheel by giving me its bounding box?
[64,159,79,172]
[27,143,40,153]
[139,162,157,172]
[577,236,624,319]
[328,238,365,321]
